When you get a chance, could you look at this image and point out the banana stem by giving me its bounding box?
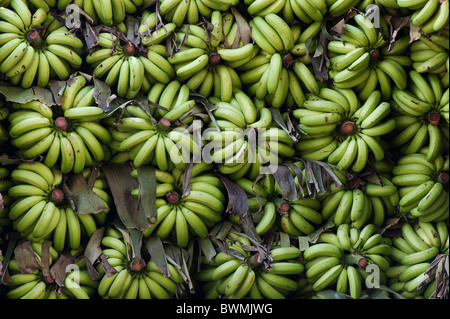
[50,188,64,204]
[209,53,221,65]
[55,117,70,132]
[282,53,294,68]
[27,29,43,49]
[341,121,357,135]
[156,118,171,133]
[273,198,290,216]
[123,43,136,56]
[345,252,368,269]
[370,49,380,60]
[166,190,179,204]
[437,172,449,184]
[129,257,146,272]
[427,111,441,126]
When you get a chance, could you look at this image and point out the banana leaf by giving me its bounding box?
[0,85,55,106]
[64,172,109,215]
[102,163,155,232]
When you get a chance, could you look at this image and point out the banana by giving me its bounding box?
[75,126,105,163]
[401,222,431,252]
[292,60,319,94]
[67,131,87,174]
[401,247,439,265]
[59,135,75,174]
[417,221,440,248]
[417,182,444,212]
[346,265,362,299]
[303,243,343,260]
[336,137,358,171]
[305,256,342,280]
[312,264,343,292]
[358,133,385,162]
[10,168,49,191]
[31,201,56,239]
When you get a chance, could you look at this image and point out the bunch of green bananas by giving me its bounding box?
[245,0,287,20]
[229,172,324,236]
[280,0,327,23]
[293,88,394,172]
[303,223,392,299]
[97,227,186,299]
[380,0,450,33]
[146,80,196,125]
[8,162,65,242]
[390,71,449,161]
[167,11,257,102]
[387,221,449,299]
[5,242,98,299]
[106,98,200,171]
[327,12,411,100]
[7,162,109,248]
[51,0,145,26]
[0,167,13,234]
[131,162,225,247]
[244,14,321,108]
[87,30,175,99]
[393,151,449,222]
[202,89,296,178]
[0,0,84,88]
[158,0,238,26]
[138,9,177,47]
[7,75,112,173]
[196,231,304,299]
[409,33,449,87]
[316,166,399,229]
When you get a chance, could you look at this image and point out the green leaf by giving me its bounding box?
[272,165,298,201]
[219,174,249,219]
[51,252,75,287]
[197,237,217,263]
[126,15,141,47]
[0,86,55,106]
[102,163,153,231]
[13,240,42,274]
[65,173,110,215]
[145,233,169,277]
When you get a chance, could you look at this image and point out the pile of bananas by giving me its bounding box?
[389,72,449,161]
[0,0,83,88]
[106,94,200,170]
[244,14,321,108]
[317,165,399,229]
[7,75,112,173]
[166,12,256,102]
[5,241,97,299]
[7,162,110,249]
[131,162,226,247]
[0,0,448,301]
[230,170,325,236]
[96,226,187,299]
[327,12,411,100]
[195,230,304,299]
[87,28,175,98]
[387,221,449,298]
[392,151,449,222]
[293,88,394,171]
[303,223,392,299]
